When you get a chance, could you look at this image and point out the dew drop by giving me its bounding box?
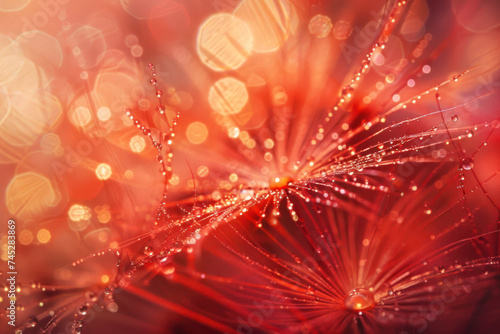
[144,246,154,256]
[78,304,88,315]
[465,130,473,138]
[451,115,458,122]
[306,286,315,295]
[172,240,184,253]
[344,288,375,311]
[26,316,37,327]
[461,157,474,170]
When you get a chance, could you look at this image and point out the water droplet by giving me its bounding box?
[451,115,458,122]
[26,316,37,327]
[144,246,154,256]
[85,291,98,302]
[78,304,88,315]
[465,130,473,138]
[172,240,184,253]
[461,157,474,170]
[373,153,382,162]
[306,286,315,295]
[344,288,375,311]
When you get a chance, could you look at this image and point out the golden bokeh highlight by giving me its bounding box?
[6,172,59,220]
[37,229,51,244]
[97,206,111,224]
[19,230,34,245]
[129,135,146,153]
[234,0,298,53]
[208,77,248,115]
[308,15,333,38]
[0,0,31,12]
[68,204,92,231]
[197,13,253,71]
[97,107,111,121]
[186,122,209,145]
[95,163,112,180]
[71,106,92,127]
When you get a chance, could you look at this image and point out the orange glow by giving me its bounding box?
[186,122,208,144]
[234,0,298,53]
[208,77,248,115]
[37,229,51,244]
[6,172,59,220]
[95,163,112,180]
[269,176,293,190]
[197,13,253,71]
[308,15,333,38]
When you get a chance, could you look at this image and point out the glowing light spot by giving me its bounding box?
[19,230,33,245]
[227,127,240,138]
[130,45,143,57]
[208,77,248,115]
[234,0,298,53]
[186,122,209,145]
[97,107,111,121]
[344,288,375,311]
[407,79,415,87]
[101,275,109,284]
[68,204,92,231]
[197,165,209,178]
[333,20,352,40]
[229,173,238,182]
[97,206,111,224]
[124,170,134,179]
[308,15,332,38]
[272,86,288,106]
[6,172,59,220]
[264,139,274,149]
[169,174,180,185]
[72,106,92,127]
[422,65,431,73]
[270,176,293,189]
[197,13,253,71]
[392,94,400,102]
[95,163,112,180]
[37,229,51,244]
[129,135,146,153]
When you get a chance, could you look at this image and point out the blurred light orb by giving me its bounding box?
[344,288,375,311]
[95,163,112,180]
[333,20,352,40]
[6,172,59,220]
[0,0,31,12]
[129,135,146,153]
[72,106,92,127]
[97,107,111,121]
[68,204,92,231]
[197,165,209,177]
[234,0,298,53]
[186,122,208,145]
[40,133,61,154]
[69,26,107,69]
[197,13,253,72]
[68,204,92,221]
[19,230,34,245]
[208,77,248,115]
[17,31,63,69]
[308,15,333,38]
[37,229,51,244]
